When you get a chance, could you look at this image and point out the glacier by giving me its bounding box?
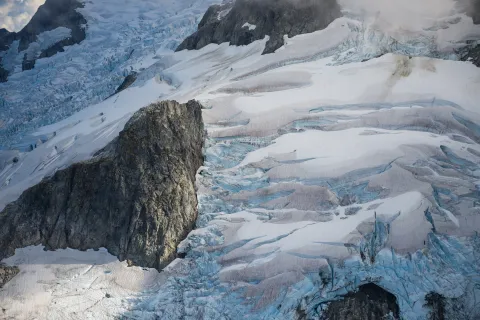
[1,0,480,319]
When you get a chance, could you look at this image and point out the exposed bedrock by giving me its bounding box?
[176,0,342,54]
[467,0,480,24]
[0,100,205,271]
[0,0,86,80]
[457,0,480,67]
[115,72,138,94]
[317,283,400,320]
[0,265,19,288]
[459,41,480,67]
[423,290,480,320]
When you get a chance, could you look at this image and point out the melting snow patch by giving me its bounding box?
[242,22,257,30]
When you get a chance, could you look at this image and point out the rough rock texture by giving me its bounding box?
[458,1,480,67]
[320,283,400,320]
[115,72,138,94]
[425,292,447,320]
[424,291,480,320]
[0,28,15,52]
[0,0,86,80]
[0,265,19,288]
[460,43,480,67]
[0,100,205,270]
[176,0,341,54]
[22,53,36,71]
[0,65,8,83]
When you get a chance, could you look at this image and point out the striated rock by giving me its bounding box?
[176,0,341,54]
[0,100,205,270]
[320,283,400,320]
[0,265,19,288]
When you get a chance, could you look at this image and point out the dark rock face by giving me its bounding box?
[0,65,8,83]
[0,265,19,288]
[0,28,16,52]
[459,42,480,67]
[176,0,341,54]
[320,283,400,320]
[458,0,480,67]
[424,292,446,320]
[22,53,36,71]
[0,100,205,270]
[424,291,480,320]
[0,0,86,81]
[115,72,138,94]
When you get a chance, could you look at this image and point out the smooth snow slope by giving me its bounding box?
[1,0,480,319]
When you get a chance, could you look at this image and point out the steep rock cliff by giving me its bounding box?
[0,100,205,270]
[176,0,341,54]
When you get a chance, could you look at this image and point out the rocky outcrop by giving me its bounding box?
[458,40,480,67]
[0,100,205,270]
[0,0,86,80]
[115,72,138,94]
[424,291,480,320]
[319,283,400,320]
[0,28,15,52]
[424,292,447,320]
[457,0,480,67]
[16,0,86,52]
[0,265,19,288]
[176,0,341,54]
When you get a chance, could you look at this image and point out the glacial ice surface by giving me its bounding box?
[1,0,480,319]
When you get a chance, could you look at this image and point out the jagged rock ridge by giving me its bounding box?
[176,0,342,54]
[0,0,86,81]
[0,100,205,271]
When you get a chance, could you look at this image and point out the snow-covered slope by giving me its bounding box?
[0,0,218,149]
[1,0,480,319]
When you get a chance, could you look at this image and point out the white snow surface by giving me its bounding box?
[1,0,480,319]
[242,22,256,30]
[0,246,160,320]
